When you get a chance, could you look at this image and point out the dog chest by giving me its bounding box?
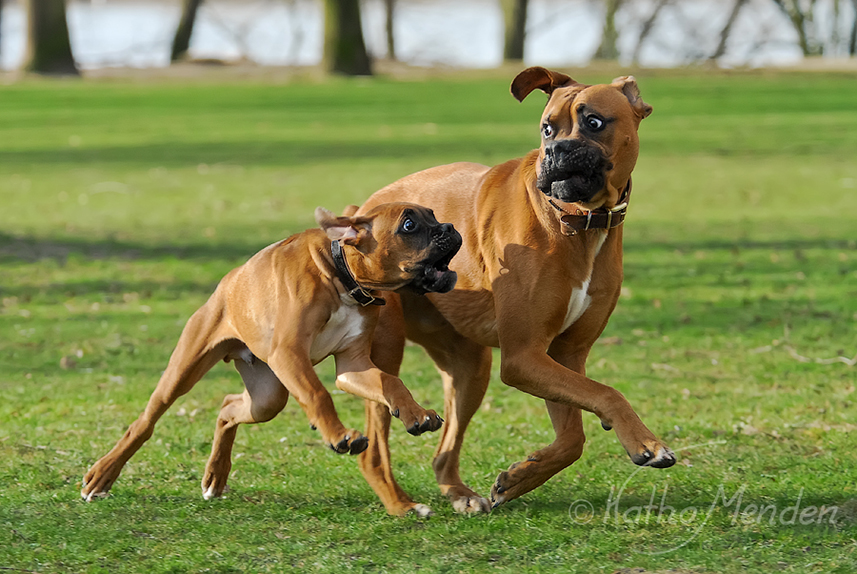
[559,232,607,333]
[310,305,366,364]
[560,279,592,333]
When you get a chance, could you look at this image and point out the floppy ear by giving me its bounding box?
[511,67,576,102]
[315,207,371,246]
[612,76,653,120]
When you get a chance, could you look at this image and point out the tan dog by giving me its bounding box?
[355,68,676,515]
[82,202,461,509]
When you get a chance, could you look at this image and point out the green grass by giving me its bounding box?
[1,68,856,573]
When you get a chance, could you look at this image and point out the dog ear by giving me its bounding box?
[511,67,576,102]
[612,76,653,119]
[315,207,371,245]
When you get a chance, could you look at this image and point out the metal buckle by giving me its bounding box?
[347,286,375,306]
[606,202,628,229]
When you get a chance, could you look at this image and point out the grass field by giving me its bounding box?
[1,67,856,573]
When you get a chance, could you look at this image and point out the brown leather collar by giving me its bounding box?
[330,240,385,306]
[548,179,632,236]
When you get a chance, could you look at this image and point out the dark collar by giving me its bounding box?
[548,179,632,236]
[330,240,385,307]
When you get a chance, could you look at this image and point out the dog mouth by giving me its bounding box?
[407,233,462,295]
[537,140,610,203]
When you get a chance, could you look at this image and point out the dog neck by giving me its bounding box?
[329,240,386,307]
[547,179,632,237]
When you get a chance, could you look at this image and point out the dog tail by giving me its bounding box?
[341,204,360,217]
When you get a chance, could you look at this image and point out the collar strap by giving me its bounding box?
[550,179,632,236]
[330,240,385,307]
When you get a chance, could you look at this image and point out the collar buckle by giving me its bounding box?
[605,201,628,229]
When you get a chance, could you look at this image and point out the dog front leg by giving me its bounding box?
[334,352,443,436]
[498,346,674,469]
[266,348,368,455]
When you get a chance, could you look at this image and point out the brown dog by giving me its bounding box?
[81,202,461,510]
[355,68,676,515]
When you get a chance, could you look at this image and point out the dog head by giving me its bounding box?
[511,67,652,210]
[315,203,462,295]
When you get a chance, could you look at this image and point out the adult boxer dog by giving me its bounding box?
[82,203,461,507]
[355,67,676,516]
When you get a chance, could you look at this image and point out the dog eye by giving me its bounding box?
[585,115,605,131]
[542,123,555,139]
[401,218,417,233]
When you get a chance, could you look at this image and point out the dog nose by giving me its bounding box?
[432,223,454,238]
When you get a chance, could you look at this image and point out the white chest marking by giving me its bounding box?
[559,232,608,333]
[561,278,592,333]
[310,305,365,364]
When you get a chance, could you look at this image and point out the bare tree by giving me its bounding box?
[23,0,78,75]
[324,0,372,75]
[710,0,749,60]
[631,0,670,65]
[171,0,204,62]
[502,0,529,61]
[385,0,396,60]
[771,0,823,55]
[595,0,623,60]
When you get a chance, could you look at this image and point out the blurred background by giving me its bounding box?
[3,0,857,75]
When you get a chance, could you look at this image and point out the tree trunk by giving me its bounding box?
[502,0,528,61]
[23,0,78,75]
[710,0,749,60]
[631,0,669,64]
[850,0,857,55]
[171,0,204,62]
[324,0,373,75]
[595,0,623,60]
[384,0,395,60]
[831,0,841,55]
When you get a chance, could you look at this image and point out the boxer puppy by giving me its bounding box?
[82,202,461,510]
[355,68,676,515]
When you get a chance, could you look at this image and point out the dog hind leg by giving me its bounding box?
[201,348,289,500]
[357,296,433,516]
[426,337,492,514]
[82,302,236,501]
[490,401,585,507]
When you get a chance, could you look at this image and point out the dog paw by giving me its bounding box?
[81,486,110,502]
[628,441,676,468]
[329,431,369,455]
[445,486,490,514]
[81,464,119,502]
[489,458,546,508]
[407,503,434,518]
[202,483,232,501]
[612,423,677,469]
[393,407,443,436]
[201,473,232,500]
